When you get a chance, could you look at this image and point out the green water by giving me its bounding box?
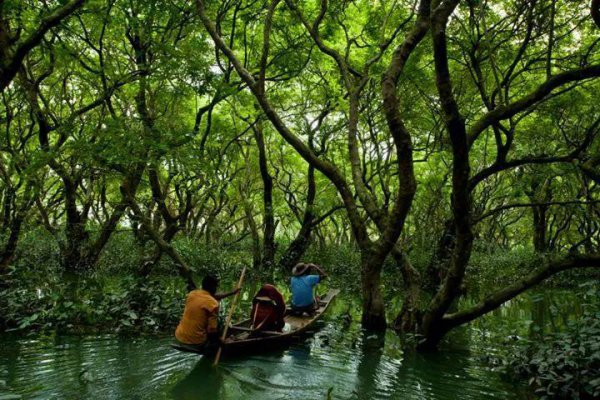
[0,290,584,399]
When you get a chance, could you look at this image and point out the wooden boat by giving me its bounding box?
[171,288,340,355]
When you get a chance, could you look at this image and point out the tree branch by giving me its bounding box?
[443,254,600,327]
[582,153,600,183]
[468,64,600,146]
[475,200,600,223]
[0,0,86,91]
[593,0,600,29]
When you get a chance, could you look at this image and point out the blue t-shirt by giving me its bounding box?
[290,275,320,307]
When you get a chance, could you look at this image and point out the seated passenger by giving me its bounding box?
[251,284,286,332]
[290,263,327,315]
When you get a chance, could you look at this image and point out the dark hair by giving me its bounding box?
[202,275,219,294]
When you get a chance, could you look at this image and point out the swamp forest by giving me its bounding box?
[1,0,600,399]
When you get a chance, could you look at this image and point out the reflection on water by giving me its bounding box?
[171,357,223,400]
[1,290,580,399]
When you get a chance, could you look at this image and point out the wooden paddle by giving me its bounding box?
[213,265,247,366]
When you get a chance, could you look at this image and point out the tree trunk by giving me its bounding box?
[253,120,276,270]
[392,247,422,332]
[243,202,262,271]
[139,224,179,277]
[424,218,455,291]
[0,210,25,272]
[1,188,14,232]
[360,251,387,330]
[278,165,316,272]
[417,320,451,351]
[420,2,475,349]
[532,205,547,252]
[124,191,196,291]
[59,177,90,271]
[0,184,32,273]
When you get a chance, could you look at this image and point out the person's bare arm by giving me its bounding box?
[309,263,327,280]
[207,305,220,343]
[214,287,240,300]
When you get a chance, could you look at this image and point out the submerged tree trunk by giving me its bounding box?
[417,1,475,350]
[361,250,387,330]
[392,247,422,332]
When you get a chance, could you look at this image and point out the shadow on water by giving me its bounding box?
[171,357,224,400]
[170,345,292,400]
[353,331,385,399]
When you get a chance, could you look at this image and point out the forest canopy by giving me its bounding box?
[1,0,599,351]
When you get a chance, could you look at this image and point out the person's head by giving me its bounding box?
[292,263,309,277]
[202,275,219,295]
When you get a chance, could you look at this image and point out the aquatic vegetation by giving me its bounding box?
[504,285,600,399]
[508,310,600,399]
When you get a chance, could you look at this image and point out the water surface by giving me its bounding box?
[2,290,582,399]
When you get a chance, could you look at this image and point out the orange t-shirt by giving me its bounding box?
[175,289,219,345]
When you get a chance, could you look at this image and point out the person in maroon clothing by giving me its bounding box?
[250,284,286,332]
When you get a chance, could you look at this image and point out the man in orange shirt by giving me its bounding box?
[175,275,239,351]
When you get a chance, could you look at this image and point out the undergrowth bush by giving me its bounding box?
[0,268,188,333]
[504,284,600,399]
[2,229,596,339]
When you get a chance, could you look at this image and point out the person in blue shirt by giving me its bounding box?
[290,262,327,315]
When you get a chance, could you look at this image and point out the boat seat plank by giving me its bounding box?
[228,326,284,336]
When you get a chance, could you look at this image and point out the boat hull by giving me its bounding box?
[170,289,340,356]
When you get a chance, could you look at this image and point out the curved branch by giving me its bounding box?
[469,116,600,190]
[582,153,600,183]
[284,0,362,86]
[375,0,431,250]
[0,0,86,90]
[475,200,600,223]
[426,0,473,322]
[469,154,576,190]
[286,1,384,234]
[468,64,600,146]
[258,0,280,92]
[124,190,196,291]
[443,254,600,327]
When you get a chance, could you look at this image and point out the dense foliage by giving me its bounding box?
[505,286,600,399]
[1,4,600,398]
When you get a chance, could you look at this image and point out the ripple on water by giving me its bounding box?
[0,322,525,400]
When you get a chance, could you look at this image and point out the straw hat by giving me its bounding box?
[292,263,309,276]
